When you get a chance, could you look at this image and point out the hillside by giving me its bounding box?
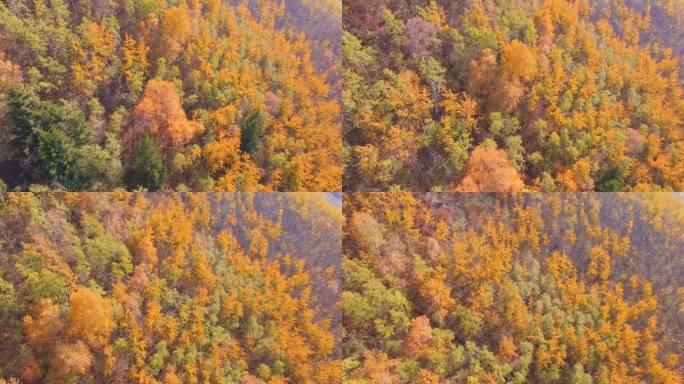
[0,193,341,383]
[0,0,341,191]
[343,0,684,191]
[343,192,684,382]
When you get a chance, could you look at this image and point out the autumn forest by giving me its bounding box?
[0,192,342,383]
[344,0,684,191]
[343,193,684,383]
[1,0,684,383]
[0,0,341,191]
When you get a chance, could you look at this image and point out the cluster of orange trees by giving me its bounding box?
[343,193,684,383]
[1,0,684,383]
[0,0,341,191]
[344,0,684,191]
[2,0,684,192]
[0,193,341,383]
[2,191,682,383]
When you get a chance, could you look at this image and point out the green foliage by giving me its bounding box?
[126,134,166,191]
[6,88,99,190]
[343,259,412,351]
[17,264,70,305]
[240,112,265,159]
[0,276,16,316]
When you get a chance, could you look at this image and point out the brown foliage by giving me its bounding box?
[403,316,433,359]
[23,299,64,353]
[47,341,93,384]
[0,55,22,92]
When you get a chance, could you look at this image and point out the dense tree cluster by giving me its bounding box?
[343,192,684,382]
[0,192,341,383]
[0,0,341,191]
[343,0,684,191]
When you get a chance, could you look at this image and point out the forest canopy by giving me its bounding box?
[0,0,341,192]
[343,192,684,383]
[343,0,684,191]
[0,192,341,383]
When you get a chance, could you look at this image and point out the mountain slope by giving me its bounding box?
[343,192,684,382]
[343,0,684,191]
[0,193,341,383]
